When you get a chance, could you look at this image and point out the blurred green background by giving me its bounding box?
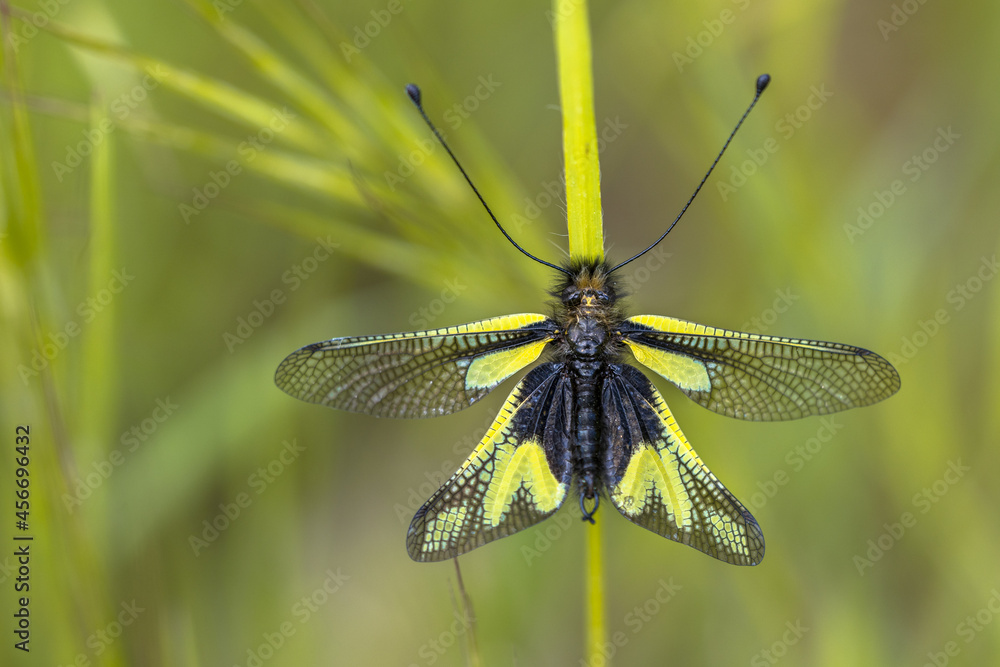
[2,0,999,665]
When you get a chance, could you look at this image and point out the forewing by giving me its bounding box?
[622,315,900,421]
[603,364,764,566]
[407,363,573,561]
[275,314,556,418]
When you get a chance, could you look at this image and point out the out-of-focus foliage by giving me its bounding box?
[1,1,998,665]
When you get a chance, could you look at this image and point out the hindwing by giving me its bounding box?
[603,364,764,565]
[275,314,556,418]
[622,315,901,421]
[407,363,573,561]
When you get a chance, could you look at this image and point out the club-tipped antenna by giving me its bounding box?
[406,84,571,276]
[610,74,771,273]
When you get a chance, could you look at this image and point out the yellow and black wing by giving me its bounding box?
[603,364,764,565]
[407,363,573,561]
[621,315,900,421]
[275,314,557,418]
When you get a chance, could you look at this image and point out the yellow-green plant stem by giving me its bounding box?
[554,0,607,661]
[555,0,604,263]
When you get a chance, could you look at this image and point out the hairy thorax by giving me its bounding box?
[553,260,625,363]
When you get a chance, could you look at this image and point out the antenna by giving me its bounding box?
[610,74,771,273]
[406,84,571,276]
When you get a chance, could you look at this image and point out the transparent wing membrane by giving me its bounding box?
[275,314,556,418]
[623,315,901,421]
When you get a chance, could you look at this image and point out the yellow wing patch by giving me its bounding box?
[466,340,551,390]
[484,439,566,526]
[625,340,711,391]
[407,364,571,561]
[605,366,763,565]
[612,445,692,530]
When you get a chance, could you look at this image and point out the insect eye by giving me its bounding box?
[562,288,581,304]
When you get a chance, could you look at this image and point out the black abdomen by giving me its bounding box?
[570,359,602,500]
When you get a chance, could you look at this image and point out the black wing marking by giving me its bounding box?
[603,364,764,565]
[407,363,574,561]
[275,314,557,418]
